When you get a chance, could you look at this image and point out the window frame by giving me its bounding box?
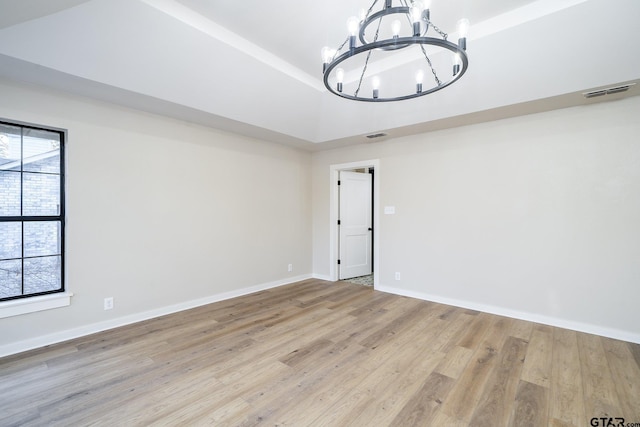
[0,118,66,304]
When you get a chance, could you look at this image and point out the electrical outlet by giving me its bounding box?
[288,264,293,272]
[104,297,114,310]
[395,272,401,281]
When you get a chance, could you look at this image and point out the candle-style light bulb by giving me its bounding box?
[321,47,332,61]
[391,19,401,38]
[347,16,360,36]
[457,18,469,50]
[423,0,431,27]
[410,1,423,36]
[321,46,333,72]
[347,16,360,50]
[457,18,470,38]
[336,68,344,93]
[415,70,424,93]
[410,1,423,22]
[372,76,380,99]
[453,53,462,76]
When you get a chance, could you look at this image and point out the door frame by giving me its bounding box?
[329,159,380,288]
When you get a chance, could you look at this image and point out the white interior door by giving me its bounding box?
[339,170,372,280]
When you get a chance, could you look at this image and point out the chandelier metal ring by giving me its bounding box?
[321,0,470,102]
[323,37,468,102]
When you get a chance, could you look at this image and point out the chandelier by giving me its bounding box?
[321,0,469,102]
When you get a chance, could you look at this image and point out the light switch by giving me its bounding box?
[384,206,396,215]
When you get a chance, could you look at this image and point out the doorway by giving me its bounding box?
[339,170,372,280]
[329,160,380,288]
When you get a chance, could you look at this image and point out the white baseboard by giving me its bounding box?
[312,273,334,281]
[0,274,312,358]
[376,284,640,345]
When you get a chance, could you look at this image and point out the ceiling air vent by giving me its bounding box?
[366,132,387,139]
[583,83,635,98]
[584,90,607,99]
[606,85,632,95]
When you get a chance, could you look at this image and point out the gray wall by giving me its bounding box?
[0,79,312,352]
[2,77,639,354]
[312,96,640,343]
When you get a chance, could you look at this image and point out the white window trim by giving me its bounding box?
[0,292,73,319]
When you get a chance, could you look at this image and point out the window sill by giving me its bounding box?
[0,292,73,319]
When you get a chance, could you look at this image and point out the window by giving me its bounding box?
[0,119,65,302]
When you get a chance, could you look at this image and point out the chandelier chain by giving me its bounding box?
[401,0,413,26]
[355,7,384,98]
[334,37,349,61]
[364,0,380,20]
[425,17,448,40]
[354,51,373,98]
[420,45,442,86]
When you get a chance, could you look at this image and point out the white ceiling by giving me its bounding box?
[173,0,538,78]
[0,0,638,150]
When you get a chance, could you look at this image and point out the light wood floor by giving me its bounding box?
[1,279,639,426]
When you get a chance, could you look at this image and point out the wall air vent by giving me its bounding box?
[366,133,387,139]
[583,83,636,98]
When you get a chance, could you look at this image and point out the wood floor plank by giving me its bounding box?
[428,310,476,352]
[577,333,623,419]
[294,284,363,309]
[468,336,529,427]
[601,337,640,420]
[358,300,432,349]
[440,317,510,423]
[210,330,320,384]
[0,354,155,419]
[320,312,384,344]
[41,340,248,424]
[347,290,396,317]
[249,306,337,342]
[77,364,230,426]
[0,344,77,374]
[457,312,493,350]
[439,312,478,353]
[549,328,586,427]
[323,285,377,311]
[278,337,334,367]
[508,380,549,427]
[179,397,251,427]
[389,372,455,426]
[521,328,553,388]
[312,312,448,426]
[273,355,372,426]
[434,345,473,379]
[240,336,371,424]
[249,339,373,426]
[628,342,640,371]
[343,344,446,426]
[508,318,535,341]
[1,279,639,426]
[430,409,470,426]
